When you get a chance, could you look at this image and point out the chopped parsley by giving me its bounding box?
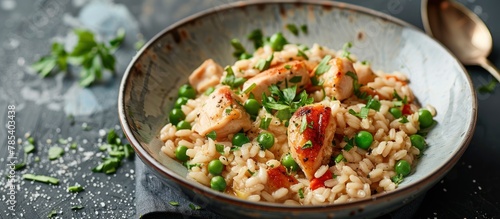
[399,116,409,124]
[300,25,308,34]
[393,89,408,104]
[289,76,302,83]
[478,79,497,94]
[302,140,313,149]
[255,54,274,71]
[314,55,332,75]
[346,71,368,99]
[341,42,353,61]
[22,174,60,185]
[299,115,307,133]
[14,162,26,171]
[47,210,58,218]
[225,107,233,115]
[204,87,215,96]
[366,98,381,111]
[297,49,309,60]
[298,188,304,199]
[185,162,201,170]
[24,143,35,154]
[70,142,78,150]
[169,201,180,206]
[284,65,291,70]
[222,66,246,89]
[92,129,134,174]
[206,131,217,140]
[230,38,250,59]
[259,117,272,130]
[215,144,225,154]
[189,203,202,210]
[343,136,354,151]
[286,24,299,36]
[68,185,84,193]
[262,85,313,122]
[48,146,64,160]
[71,205,84,210]
[348,108,370,119]
[335,153,345,163]
[391,174,404,185]
[242,83,257,95]
[247,29,264,49]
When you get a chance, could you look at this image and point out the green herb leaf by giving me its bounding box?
[206,131,217,140]
[222,66,247,89]
[297,49,309,60]
[247,29,264,49]
[255,54,274,71]
[169,201,180,206]
[185,162,201,170]
[393,90,408,104]
[231,38,249,59]
[71,205,84,210]
[399,116,409,124]
[284,65,292,70]
[109,28,126,49]
[189,203,202,210]
[335,153,345,163]
[478,79,497,94]
[391,174,404,185]
[14,162,26,171]
[215,144,225,154]
[286,24,299,36]
[300,25,308,34]
[68,185,84,193]
[259,117,272,130]
[242,83,257,95]
[47,209,58,218]
[341,42,353,61]
[302,140,313,149]
[346,71,368,99]
[70,143,78,150]
[48,146,64,160]
[366,98,381,111]
[348,107,369,119]
[204,87,215,96]
[298,188,304,199]
[289,76,302,83]
[315,55,332,75]
[299,115,307,133]
[23,174,60,185]
[24,143,35,154]
[343,136,354,151]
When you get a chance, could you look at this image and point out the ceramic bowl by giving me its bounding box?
[119,1,477,218]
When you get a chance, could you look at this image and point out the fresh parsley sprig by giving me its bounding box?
[262,85,313,121]
[32,28,125,87]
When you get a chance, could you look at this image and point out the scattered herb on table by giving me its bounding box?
[48,146,64,160]
[189,203,202,210]
[92,129,134,174]
[68,185,84,193]
[286,24,299,36]
[31,28,125,87]
[22,174,60,185]
[478,79,497,94]
[71,205,84,210]
[47,209,58,218]
[169,201,180,206]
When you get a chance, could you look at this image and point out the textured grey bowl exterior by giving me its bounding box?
[118,1,477,218]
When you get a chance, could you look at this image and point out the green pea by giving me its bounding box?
[174,97,189,109]
[257,132,275,150]
[244,99,261,116]
[389,107,402,119]
[418,109,434,129]
[169,108,185,125]
[395,160,411,176]
[232,133,250,147]
[281,154,299,172]
[210,175,227,192]
[176,120,191,130]
[178,84,197,99]
[355,131,373,150]
[269,32,288,51]
[208,159,224,175]
[175,145,189,162]
[410,134,427,151]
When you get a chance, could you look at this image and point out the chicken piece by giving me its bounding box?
[318,57,355,101]
[266,165,298,192]
[193,86,252,138]
[288,104,336,180]
[353,62,376,85]
[189,59,223,93]
[242,61,310,101]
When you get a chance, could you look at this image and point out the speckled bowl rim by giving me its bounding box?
[119,0,477,212]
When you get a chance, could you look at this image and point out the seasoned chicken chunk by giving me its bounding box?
[288,104,336,180]
[242,61,310,101]
[189,59,223,93]
[193,86,252,138]
[319,57,355,101]
[354,62,376,85]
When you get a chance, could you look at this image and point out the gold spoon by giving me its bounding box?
[422,0,500,82]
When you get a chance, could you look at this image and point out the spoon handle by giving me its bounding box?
[478,58,500,82]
